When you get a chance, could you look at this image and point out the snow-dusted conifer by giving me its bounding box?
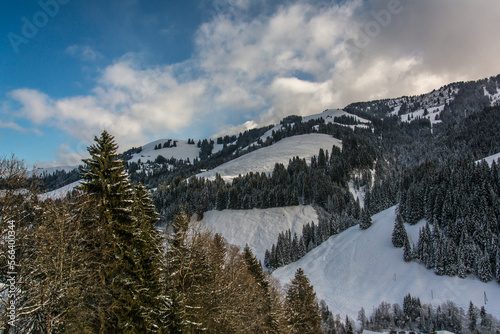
[392,214,407,248]
[78,130,166,332]
[477,250,492,282]
[285,268,322,333]
[359,208,372,230]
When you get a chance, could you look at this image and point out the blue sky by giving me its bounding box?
[1,0,500,167]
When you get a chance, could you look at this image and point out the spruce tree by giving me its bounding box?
[468,301,478,333]
[285,268,322,334]
[477,250,492,282]
[78,130,166,332]
[392,214,407,248]
[164,209,192,333]
[359,208,372,230]
[403,234,412,262]
[243,244,279,333]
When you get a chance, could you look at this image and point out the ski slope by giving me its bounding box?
[198,134,342,182]
[200,205,318,264]
[272,206,500,320]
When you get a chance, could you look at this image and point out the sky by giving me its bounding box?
[1,0,500,167]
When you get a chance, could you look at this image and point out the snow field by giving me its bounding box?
[258,109,371,143]
[197,134,342,182]
[200,205,319,264]
[272,206,500,320]
[399,105,444,124]
[129,139,212,164]
[38,180,81,200]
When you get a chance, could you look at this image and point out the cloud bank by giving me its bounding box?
[5,0,500,162]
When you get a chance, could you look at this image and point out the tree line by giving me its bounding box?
[360,294,500,333]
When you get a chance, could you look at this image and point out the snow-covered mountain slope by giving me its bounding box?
[348,75,500,124]
[198,134,341,181]
[200,205,318,263]
[258,109,371,143]
[38,180,81,200]
[129,139,216,164]
[272,206,500,320]
[31,165,79,177]
[303,108,371,125]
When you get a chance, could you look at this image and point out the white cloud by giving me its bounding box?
[7,0,500,154]
[7,61,209,151]
[8,89,55,124]
[0,119,42,136]
[65,45,104,62]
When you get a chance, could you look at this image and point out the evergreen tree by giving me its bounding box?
[468,301,478,333]
[164,209,193,333]
[243,244,280,333]
[357,307,368,331]
[78,130,166,332]
[477,250,492,282]
[359,208,372,230]
[130,183,166,326]
[285,268,322,334]
[403,293,421,322]
[403,234,412,262]
[392,214,407,248]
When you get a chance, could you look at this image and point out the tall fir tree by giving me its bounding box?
[477,250,492,283]
[164,209,193,333]
[78,130,166,332]
[359,208,372,230]
[392,214,407,248]
[468,301,478,333]
[285,268,322,334]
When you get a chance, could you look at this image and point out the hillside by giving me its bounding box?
[128,139,220,164]
[346,74,500,124]
[198,134,342,181]
[200,205,318,263]
[271,206,500,320]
